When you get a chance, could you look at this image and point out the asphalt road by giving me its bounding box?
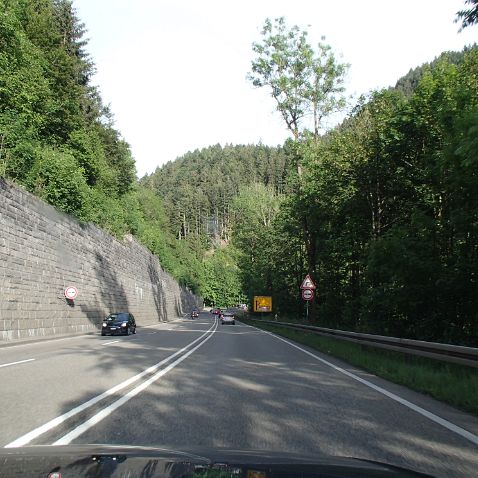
[1,311,478,477]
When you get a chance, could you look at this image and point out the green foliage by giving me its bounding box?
[142,144,289,243]
[134,186,206,293]
[275,47,478,344]
[2,2,477,344]
[456,0,478,30]
[0,0,210,299]
[139,145,290,304]
[394,48,474,96]
[200,246,244,307]
[26,147,90,218]
[248,17,349,321]
[248,17,348,139]
[0,0,137,233]
[233,46,478,344]
[231,183,285,306]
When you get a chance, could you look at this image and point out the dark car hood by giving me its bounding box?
[0,445,434,477]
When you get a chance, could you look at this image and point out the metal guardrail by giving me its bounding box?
[251,319,478,368]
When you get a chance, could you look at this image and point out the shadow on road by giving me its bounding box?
[43,320,478,478]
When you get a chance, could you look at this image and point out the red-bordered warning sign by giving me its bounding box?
[300,274,316,290]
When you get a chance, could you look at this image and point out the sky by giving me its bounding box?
[73,0,476,177]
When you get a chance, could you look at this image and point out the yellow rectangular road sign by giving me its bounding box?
[253,296,272,313]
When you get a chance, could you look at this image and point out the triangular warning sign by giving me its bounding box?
[300,274,316,290]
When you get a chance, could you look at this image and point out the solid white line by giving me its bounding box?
[246,322,478,447]
[53,320,218,445]
[0,358,35,369]
[101,340,119,346]
[5,320,217,448]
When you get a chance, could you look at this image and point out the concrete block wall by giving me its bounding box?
[0,177,200,343]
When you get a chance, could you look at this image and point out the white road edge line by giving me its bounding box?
[0,358,35,369]
[53,320,218,445]
[101,340,119,346]
[245,322,478,447]
[5,320,217,448]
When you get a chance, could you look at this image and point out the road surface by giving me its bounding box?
[1,311,477,477]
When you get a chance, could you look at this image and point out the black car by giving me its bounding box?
[101,312,136,336]
[191,309,199,319]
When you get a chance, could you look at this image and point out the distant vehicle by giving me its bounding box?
[101,312,136,336]
[221,312,235,325]
[191,310,199,319]
[212,308,221,315]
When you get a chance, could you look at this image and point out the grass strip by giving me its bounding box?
[242,318,478,416]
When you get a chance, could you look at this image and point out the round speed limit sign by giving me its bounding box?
[64,286,78,300]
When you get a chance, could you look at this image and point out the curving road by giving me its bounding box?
[1,311,477,477]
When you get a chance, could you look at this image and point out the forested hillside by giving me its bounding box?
[142,14,478,346]
[0,0,218,297]
[234,25,478,346]
[2,1,477,346]
[141,144,288,242]
[144,40,478,345]
[393,47,472,96]
[1,0,136,233]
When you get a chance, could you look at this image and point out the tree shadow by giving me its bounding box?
[179,285,199,316]
[42,323,478,478]
[79,252,129,330]
[147,255,167,323]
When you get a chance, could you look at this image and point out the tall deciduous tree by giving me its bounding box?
[248,17,348,140]
[248,17,348,320]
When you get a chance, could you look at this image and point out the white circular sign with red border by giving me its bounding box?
[302,289,314,301]
[64,286,78,300]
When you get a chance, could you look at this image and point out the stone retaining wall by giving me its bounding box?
[0,177,200,343]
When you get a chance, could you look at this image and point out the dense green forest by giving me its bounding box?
[237,26,478,345]
[0,0,280,304]
[2,1,477,345]
[141,144,289,242]
[237,16,478,346]
[0,0,214,296]
[144,17,478,345]
[1,0,137,230]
